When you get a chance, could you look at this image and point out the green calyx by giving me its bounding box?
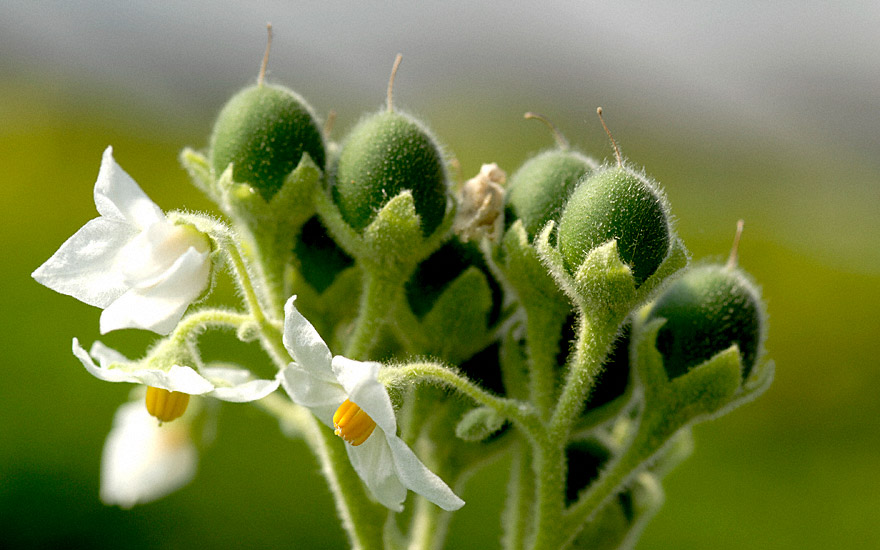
[332,110,448,237]
[647,263,765,380]
[557,166,670,285]
[210,83,326,201]
[505,149,595,239]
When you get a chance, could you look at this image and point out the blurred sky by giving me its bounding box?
[2,2,880,549]
[3,1,878,274]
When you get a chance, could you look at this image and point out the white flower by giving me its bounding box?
[100,398,198,508]
[32,146,212,335]
[73,337,280,405]
[277,296,465,512]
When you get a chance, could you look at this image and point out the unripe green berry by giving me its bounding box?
[210,84,325,201]
[332,111,448,236]
[648,264,764,379]
[557,166,670,284]
[505,149,595,239]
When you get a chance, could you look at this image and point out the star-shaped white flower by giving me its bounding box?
[73,338,280,421]
[32,146,212,335]
[100,398,199,508]
[277,296,465,512]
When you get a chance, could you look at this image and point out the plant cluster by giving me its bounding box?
[32,35,772,550]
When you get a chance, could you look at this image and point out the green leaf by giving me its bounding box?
[420,267,493,363]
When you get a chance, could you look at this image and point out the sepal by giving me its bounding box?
[496,220,570,316]
[534,221,688,322]
[631,312,773,435]
[214,153,320,233]
[316,186,455,279]
[179,147,215,198]
[572,239,636,318]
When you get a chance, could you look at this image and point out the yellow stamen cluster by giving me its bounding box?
[333,399,377,446]
[145,386,190,423]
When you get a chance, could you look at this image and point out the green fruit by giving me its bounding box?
[648,264,765,379]
[557,166,670,285]
[210,84,325,201]
[505,149,595,239]
[332,110,448,236]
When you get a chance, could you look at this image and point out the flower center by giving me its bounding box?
[333,399,377,446]
[145,386,190,423]
[117,222,210,288]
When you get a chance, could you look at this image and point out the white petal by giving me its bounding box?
[73,338,141,384]
[72,338,215,394]
[200,366,252,386]
[117,222,210,287]
[94,146,164,228]
[346,432,407,512]
[208,377,280,403]
[32,217,136,308]
[100,401,197,508]
[89,340,132,366]
[99,246,210,334]
[282,296,333,379]
[386,434,465,511]
[278,365,346,427]
[331,356,397,435]
[131,365,216,394]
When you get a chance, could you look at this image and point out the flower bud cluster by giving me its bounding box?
[32,42,772,550]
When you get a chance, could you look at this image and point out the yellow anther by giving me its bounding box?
[145,386,190,423]
[333,399,377,446]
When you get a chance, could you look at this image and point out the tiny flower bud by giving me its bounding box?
[454,163,506,242]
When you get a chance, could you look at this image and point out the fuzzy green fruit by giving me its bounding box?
[557,166,670,284]
[505,150,595,239]
[332,111,448,236]
[210,84,325,201]
[648,264,764,379]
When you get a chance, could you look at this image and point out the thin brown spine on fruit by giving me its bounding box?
[324,110,337,140]
[524,111,570,151]
[727,219,745,269]
[596,107,622,168]
[387,53,403,113]
[258,23,273,87]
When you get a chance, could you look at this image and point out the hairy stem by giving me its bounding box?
[345,272,401,360]
[383,362,537,433]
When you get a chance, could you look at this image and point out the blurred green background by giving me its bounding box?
[2,2,879,549]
